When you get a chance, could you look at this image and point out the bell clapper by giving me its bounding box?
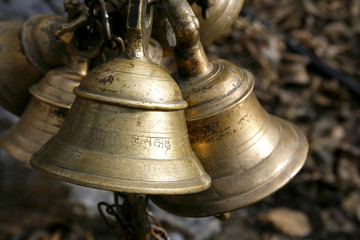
[215,212,231,222]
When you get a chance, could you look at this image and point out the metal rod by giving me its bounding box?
[161,0,211,78]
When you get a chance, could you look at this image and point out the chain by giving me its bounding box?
[86,0,111,42]
[98,193,170,240]
[85,0,126,60]
[55,0,126,60]
[146,209,170,240]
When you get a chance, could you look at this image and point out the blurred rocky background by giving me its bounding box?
[1,0,360,239]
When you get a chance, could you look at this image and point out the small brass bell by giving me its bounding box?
[0,13,98,116]
[21,14,92,74]
[0,65,86,164]
[150,0,308,217]
[0,21,42,115]
[30,0,211,195]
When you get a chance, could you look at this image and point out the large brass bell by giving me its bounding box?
[30,0,211,195]
[0,65,86,165]
[0,21,42,115]
[150,0,308,217]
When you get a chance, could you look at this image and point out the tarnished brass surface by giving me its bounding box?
[0,12,98,116]
[30,0,211,195]
[90,37,163,68]
[21,14,99,75]
[0,67,83,164]
[0,21,42,115]
[151,62,308,216]
[161,0,211,78]
[152,0,244,56]
[21,14,73,74]
[150,0,308,217]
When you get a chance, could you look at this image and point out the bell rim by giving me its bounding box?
[150,117,309,217]
[30,155,212,195]
[0,97,66,164]
[0,130,34,164]
[74,87,189,110]
[29,68,81,109]
[29,85,72,109]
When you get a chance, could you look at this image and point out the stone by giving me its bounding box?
[259,208,312,237]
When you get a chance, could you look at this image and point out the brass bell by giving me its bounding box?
[0,14,98,116]
[150,1,308,217]
[30,0,211,195]
[0,21,42,115]
[151,0,244,56]
[0,65,86,165]
[22,14,98,74]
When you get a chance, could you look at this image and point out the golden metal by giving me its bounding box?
[21,14,73,74]
[151,66,309,216]
[0,66,85,165]
[0,21,42,115]
[90,37,163,67]
[0,12,99,116]
[150,0,308,217]
[30,0,211,195]
[152,0,244,56]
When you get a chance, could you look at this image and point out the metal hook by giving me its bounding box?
[100,34,126,61]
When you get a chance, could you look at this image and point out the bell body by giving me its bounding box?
[0,21,42,115]
[151,59,308,217]
[31,57,211,194]
[0,68,82,164]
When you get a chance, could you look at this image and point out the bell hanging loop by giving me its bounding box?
[30,0,211,195]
